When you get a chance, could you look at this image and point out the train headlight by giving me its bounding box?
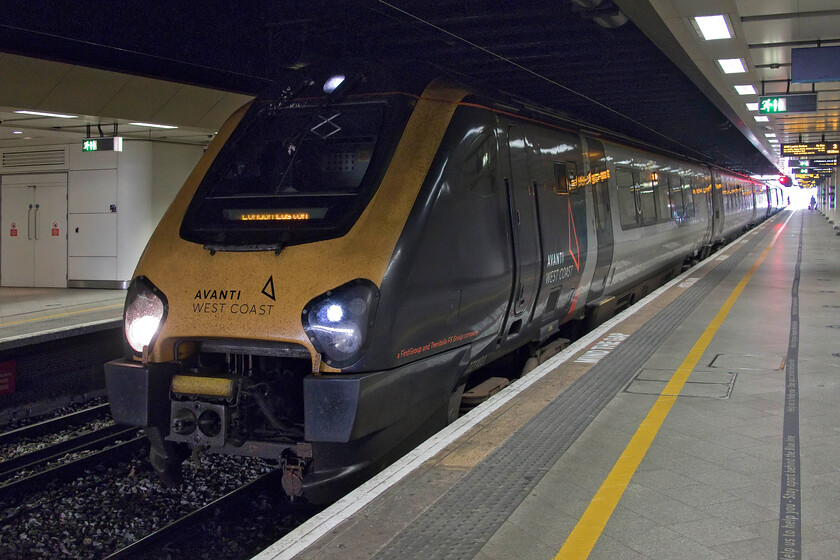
[124,277,168,354]
[302,279,379,367]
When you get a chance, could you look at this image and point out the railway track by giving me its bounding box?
[104,468,317,560]
[0,401,315,559]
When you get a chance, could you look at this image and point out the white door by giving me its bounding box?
[1,184,35,286]
[1,173,68,287]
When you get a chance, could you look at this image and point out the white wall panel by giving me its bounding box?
[116,141,152,280]
[68,213,116,256]
[69,147,117,171]
[68,256,116,281]
[69,169,117,213]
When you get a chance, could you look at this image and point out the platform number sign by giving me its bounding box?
[51,222,60,236]
[9,222,17,237]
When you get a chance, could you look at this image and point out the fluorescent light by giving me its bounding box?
[755,115,770,122]
[14,110,76,118]
[768,139,779,143]
[694,15,732,40]
[718,58,746,73]
[735,84,757,95]
[12,131,23,134]
[746,102,759,111]
[766,133,777,138]
[128,122,178,129]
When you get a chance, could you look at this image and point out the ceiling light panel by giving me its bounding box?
[14,110,76,118]
[735,85,757,95]
[128,122,178,129]
[746,103,759,111]
[755,116,770,122]
[694,15,732,41]
[718,58,746,73]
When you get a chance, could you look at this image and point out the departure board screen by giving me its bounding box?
[781,142,840,157]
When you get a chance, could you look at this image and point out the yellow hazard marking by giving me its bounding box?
[555,218,791,560]
[0,304,123,328]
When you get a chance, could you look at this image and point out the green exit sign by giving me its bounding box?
[82,137,123,152]
[759,94,817,114]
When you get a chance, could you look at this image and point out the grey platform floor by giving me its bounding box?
[0,287,124,349]
[265,208,840,560]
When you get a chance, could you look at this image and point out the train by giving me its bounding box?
[105,61,784,502]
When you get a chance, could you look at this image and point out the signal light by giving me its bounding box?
[779,175,792,187]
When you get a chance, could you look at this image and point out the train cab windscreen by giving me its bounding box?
[180,95,402,249]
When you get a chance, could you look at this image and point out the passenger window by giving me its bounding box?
[639,172,656,225]
[681,178,694,218]
[669,173,684,221]
[655,173,671,223]
[554,162,569,194]
[616,167,638,229]
[566,162,578,190]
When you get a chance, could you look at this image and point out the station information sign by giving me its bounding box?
[794,173,822,187]
[758,93,818,114]
[788,158,837,168]
[781,142,840,157]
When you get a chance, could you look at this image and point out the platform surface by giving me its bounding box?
[0,287,124,350]
[258,208,839,560]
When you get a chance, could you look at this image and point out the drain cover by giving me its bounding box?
[709,354,785,370]
[624,369,736,399]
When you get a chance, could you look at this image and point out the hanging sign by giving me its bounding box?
[51,222,60,236]
[82,137,123,152]
[9,222,17,237]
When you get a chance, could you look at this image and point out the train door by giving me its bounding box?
[503,125,541,336]
[1,173,68,287]
[585,138,613,299]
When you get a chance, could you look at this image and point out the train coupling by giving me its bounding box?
[280,443,313,499]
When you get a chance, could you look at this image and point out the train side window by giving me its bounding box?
[616,166,638,229]
[681,176,694,218]
[655,172,671,223]
[553,162,569,194]
[566,162,577,190]
[669,173,684,221]
[639,172,656,225]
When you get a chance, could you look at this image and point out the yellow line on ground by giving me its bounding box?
[0,304,123,328]
[555,217,791,559]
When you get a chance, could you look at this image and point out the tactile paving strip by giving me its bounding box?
[372,228,771,560]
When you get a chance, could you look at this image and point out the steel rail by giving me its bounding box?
[0,403,111,446]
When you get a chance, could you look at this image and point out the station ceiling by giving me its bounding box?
[1,1,838,177]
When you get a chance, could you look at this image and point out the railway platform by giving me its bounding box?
[0,287,124,350]
[0,288,124,421]
[258,207,839,560]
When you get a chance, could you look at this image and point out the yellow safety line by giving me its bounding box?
[556,218,791,559]
[0,304,123,328]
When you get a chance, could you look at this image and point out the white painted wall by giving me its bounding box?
[1,140,203,285]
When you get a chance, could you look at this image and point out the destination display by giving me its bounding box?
[781,142,840,157]
[794,173,823,187]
